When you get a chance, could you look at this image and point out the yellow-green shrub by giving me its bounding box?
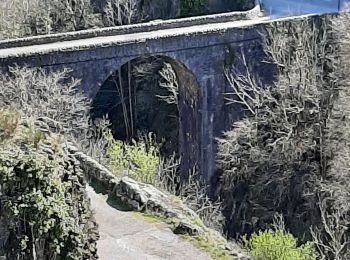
[106,138,159,184]
[244,229,315,260]
[0,108,20,140]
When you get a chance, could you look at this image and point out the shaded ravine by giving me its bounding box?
[86,185,212,260]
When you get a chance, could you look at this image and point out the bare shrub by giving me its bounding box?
[78,117,113,161]
[217,16,338,241]
[157,62,179,105]
[103,0,138,26]
[0,0,33,39]
[309,9,350,259]
[0,0,100,39]
[219,11,350,259]
[0,67,90,139]
[179,169,224,232]
[155,158,224,232]
[156,152,181,194]
[0,66,121,165]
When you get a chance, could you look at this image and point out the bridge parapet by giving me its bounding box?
[0,4,261,50]
[0,12,333,182]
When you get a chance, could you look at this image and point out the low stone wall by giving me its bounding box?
[0,3,261,49]
[69,144,251,259]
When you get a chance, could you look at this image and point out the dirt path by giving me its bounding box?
[87,185,212,260]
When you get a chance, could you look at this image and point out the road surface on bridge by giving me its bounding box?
[262,0,346,17]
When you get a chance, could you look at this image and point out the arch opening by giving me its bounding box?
[91,55,201,176]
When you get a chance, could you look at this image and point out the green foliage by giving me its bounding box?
[106,135,159,184]
[245,229,315,260]
[1,154,66,255]
[0,108,20,140]
[183,235,232,260]
[0,113,98,260]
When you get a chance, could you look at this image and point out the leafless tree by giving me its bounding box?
[103,0,138,26]
[0,0,100,39]
[0,66,114,165]
[217,15,339,243]
[157,62,179,106]
[310,8,350,259]
[0,67,90,138]
[179,168,224,232]
[103,0,141,140]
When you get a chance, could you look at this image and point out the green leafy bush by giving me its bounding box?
[244,229,315,260]
[0,113,98,260]
[105,135,159,184]
[0,108,20,140]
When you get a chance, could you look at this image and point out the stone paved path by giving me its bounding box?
[87,186,212,260]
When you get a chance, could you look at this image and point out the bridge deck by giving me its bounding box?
[1,15,312,60]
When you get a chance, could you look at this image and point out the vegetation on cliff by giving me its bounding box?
[0,116,99,260]
[1,1,350,259]
[218,13,350,259]
[0,68,99,259]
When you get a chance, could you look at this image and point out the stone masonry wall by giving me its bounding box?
[0,13,330,182]
[0,3,261,49]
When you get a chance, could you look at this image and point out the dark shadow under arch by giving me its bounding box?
[91,55,201,176]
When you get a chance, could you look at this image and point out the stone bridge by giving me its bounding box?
[0,4,329,182]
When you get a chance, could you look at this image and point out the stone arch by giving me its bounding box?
[91,55,201,176]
